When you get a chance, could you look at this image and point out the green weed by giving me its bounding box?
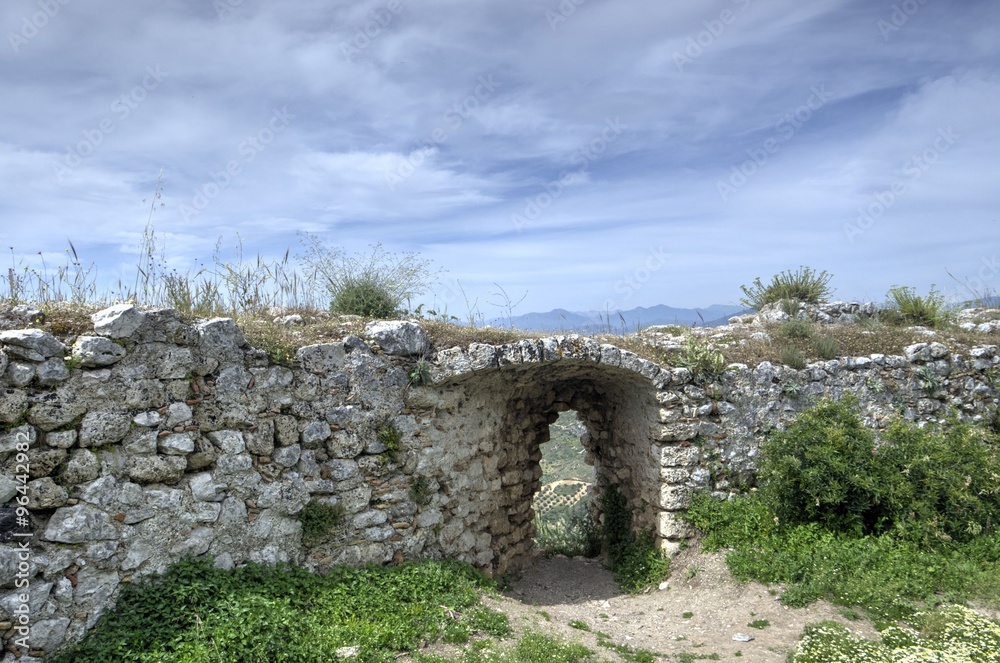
[54,557,506,663]
[740,267,833,310]
[299,500,346,547]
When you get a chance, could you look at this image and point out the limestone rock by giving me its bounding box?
[26,477,68,509]
[296,343,346,373]
[61,449,101,485]
[0,329,66,361]
[195,318,248,365]
[72,336,126,367]
[42,504,119,543]
[91,304,144,338]
[364,321,429,356]
[158,433,195,455]
[126,455,187,484]
[36,357,71,386]
[4,360,34,386]
[0,389,28,424]
[79,411,132,447]
[0,424,36,454]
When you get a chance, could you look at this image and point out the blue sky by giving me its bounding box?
[1,0,998,315]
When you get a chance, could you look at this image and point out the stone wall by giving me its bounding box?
[0,304,997,658]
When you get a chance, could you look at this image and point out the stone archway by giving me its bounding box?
[408,337,665,575]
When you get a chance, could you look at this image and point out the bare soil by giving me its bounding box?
[479,544,881,663]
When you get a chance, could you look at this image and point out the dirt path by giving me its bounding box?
[481,546,881,662]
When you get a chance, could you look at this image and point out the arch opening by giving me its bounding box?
[412,357,660,577]
[532,410,599,558]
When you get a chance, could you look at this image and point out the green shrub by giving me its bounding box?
[780,319,813,340]
[377,422,403,459]
[779,346,807,370]
[884,285,949,328]
[534,505,601,558]
[760,397,1000,543]
[739,267,833,310]
[600,485,669,593]
[758,397,896,535]
[877,419,1000,545]
[675,337,726,379]
[300,237,438,319]
[408,359,432,386]
[331,278,399,317]
[299,500,345,546]
[811,334,839,360]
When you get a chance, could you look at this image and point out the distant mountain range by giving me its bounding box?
[488,304,748,333]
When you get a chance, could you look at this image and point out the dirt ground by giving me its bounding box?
[478,544,882,663]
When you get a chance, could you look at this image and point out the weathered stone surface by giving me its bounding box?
[79,410,132,447]
[189,473,227,502]
[126,455,187,484]
[296,343,346,373]
[301,421,331,446]
[26,477,68,509]
[159,433,195,455]
[364,321,429,356]
[72,336,126,367]
[0,424,36,454]
[92,304,145,339]
[43,504,118,543]
[44,429,77,449]
[195,318,248,364]
[0,388,27,424]
[27,448,66,477]
[61,449,101,485]
[27,398,87,431]
[3,360,34,386]
[36,357,71,385]
[0,329,65,361]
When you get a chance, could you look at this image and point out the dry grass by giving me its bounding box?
[6,303,996,372]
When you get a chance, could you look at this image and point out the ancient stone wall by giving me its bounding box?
[0,304,997,657]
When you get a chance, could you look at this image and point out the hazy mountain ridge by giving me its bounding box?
[490,303,748,333]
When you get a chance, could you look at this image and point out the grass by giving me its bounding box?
[739,267,833,310]
[53,557,511,663]
[685,398,1000,658]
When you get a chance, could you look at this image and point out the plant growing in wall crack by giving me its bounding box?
[377,421,403,461]
[675,338,726,381]
[299,500,346,547]
[601,485,670,593]
[409,475,433,506]
[408,359,432,386]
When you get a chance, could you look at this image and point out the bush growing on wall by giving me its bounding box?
[298,234,439,318]
[758,396,1000,544]
[739,266,833,310]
